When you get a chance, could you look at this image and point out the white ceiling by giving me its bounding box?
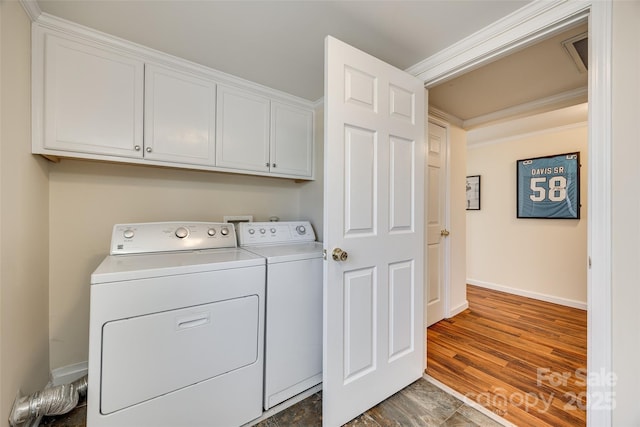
[36,0,587,127]
[37,0,531,103]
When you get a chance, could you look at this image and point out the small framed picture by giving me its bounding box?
[466,175,481,210]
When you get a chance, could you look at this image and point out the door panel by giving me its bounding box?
[389,260,414,360]
[390,137,415,232]
[343,268,376,382]
[324,36,425,427]
[344,126,377,235]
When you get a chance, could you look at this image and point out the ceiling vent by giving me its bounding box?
[562,32,588,73]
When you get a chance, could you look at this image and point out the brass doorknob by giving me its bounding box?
[440,229,450,237]
[332,248,348,261]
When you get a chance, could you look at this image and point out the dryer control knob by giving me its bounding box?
[208,228,216,236]
[270,228,276,234]
[123,229,135,239]
[296,225,306,235]
[175,227,189,239]
[248,229,255,235]
[220,227,229,236]
[259,228,266,234]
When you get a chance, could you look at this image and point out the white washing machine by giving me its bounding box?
[88,222,265,427]
[237,221,323,410]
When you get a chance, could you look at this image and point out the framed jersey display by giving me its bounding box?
[516,152,580,219]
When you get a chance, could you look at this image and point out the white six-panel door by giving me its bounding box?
[323,36,425,427]
[426,122,448,327]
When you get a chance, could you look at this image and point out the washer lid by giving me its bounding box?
[91,248,264,284]
[242,242,324,263]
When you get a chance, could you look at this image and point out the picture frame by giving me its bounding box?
[516,152,580,219]
[466,175,481,210]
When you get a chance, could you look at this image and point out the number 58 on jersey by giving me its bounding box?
[517,152,580,219]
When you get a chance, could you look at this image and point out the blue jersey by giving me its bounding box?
[517,153,580,219]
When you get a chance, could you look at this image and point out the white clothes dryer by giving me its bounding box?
[88,222,265,427]
[237,221,323,410]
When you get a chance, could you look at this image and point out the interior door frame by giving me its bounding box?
[409,1,611,425]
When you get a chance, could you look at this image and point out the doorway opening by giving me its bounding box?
[420,5,592,424]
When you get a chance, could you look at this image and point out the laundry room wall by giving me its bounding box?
[0,1,51,423]
[298,104,324,240]
[466,106,588,308]
[48,160,303,370]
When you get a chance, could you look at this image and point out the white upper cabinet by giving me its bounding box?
[215,85,271,173]
[39,32,144,158]
[32,22,315,180]
[216,87,314,178]
[270,102,313,178]
[144,64,216,166]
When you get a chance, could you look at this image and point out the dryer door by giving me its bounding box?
[100,295,259,414]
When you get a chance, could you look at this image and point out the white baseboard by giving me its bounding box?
[50,361,88,386]
[467,279,587,310]
[448,300,469,318]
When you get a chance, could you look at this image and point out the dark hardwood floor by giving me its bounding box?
[426,285,587,427]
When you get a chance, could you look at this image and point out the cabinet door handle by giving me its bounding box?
[146,147,152,153]
[272,163,277,168]
[265,162,269,167]
[134,145,141,151]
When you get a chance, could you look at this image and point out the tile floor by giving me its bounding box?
[42,379,505,426]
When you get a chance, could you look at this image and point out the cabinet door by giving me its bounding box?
[144,64,216,165]
[43,34,144,158]
[270,102,314,178]
[215,85,270,173]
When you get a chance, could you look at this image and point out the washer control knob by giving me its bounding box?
[270,228,276,234]
[208,228,216,236]
[175,227,189,239]
[123,229,135,239]
[220,227,229,236]
[248,229,255,235]
[296,225,306,235]
[259,228,266,234]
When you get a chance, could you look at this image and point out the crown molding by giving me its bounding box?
[468,120,587,149]
[19,0,42,21]
[429,87,587,131]
[427,107,463,128]
[463,86,587,129]
[466,102,588,147]
[407,0,590,87]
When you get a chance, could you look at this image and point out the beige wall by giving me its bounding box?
[445,122,468,315]
[48,160,303,368]
[298,104,324,239]
[612,1,640,424]
[0,1,51,424]
[466,123,588,306]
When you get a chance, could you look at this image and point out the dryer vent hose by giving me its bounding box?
[8,375,88,426]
